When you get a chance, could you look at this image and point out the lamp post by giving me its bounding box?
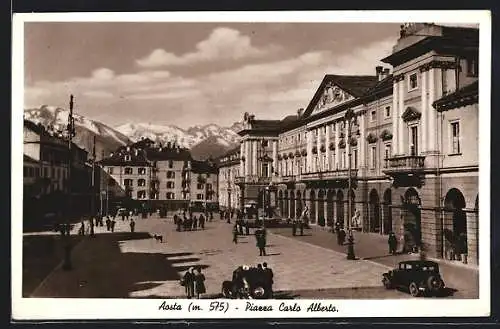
[63,94,76,271]
[345,108,357,260]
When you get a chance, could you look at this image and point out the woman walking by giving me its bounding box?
[194,267,206,299]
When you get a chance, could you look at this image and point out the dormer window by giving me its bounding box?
[124,155,131,162]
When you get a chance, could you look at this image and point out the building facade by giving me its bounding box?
[99,139,218,213]
[221,23,479,264]
[217,147,242,211]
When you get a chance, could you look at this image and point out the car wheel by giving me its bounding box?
[382,277,393,289]
[221,281,233,299]
[251,284,268,299]
[427,276,444,292]
[408,282,420,297]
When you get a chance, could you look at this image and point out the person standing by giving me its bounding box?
[199,214,205,230]
[181,267,195,299]
[89,218,95,237]
[339,228,346,245]
[193,215,198,230]
[232,224,239,244]
[106,217,111,231]
[194,267,206,299]
[111,218,116,233]
[79,220,85,236]
[292,220,297,236]
[130,219,135,233]
[256,228,266,256]
[388,231,397,255]
[245,219,250,235]
[263,262,274,298]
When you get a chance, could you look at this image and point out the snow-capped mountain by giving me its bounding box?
[115,122,242,148]
[115,122,242,159]
[24,105,131,160]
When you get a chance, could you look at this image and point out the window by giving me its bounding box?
[206,183,213,191]
[451,121,461,154]
[124,179,133,186]
[384,144,392,168]
[408,72,418,91]
[370,110,376,122]
[168,160,173,168]
[166,192,175,199]
[138,179,146,187]
[262,163,269,177]
[467,57,478,77]
[108,167,114,175]
[370,146,377,169]
[197,194,204,200]
[124,167,133,175]
[262,140,268,147]
[167,181,175,189]
[197,183,204,190]
[166,171,175,179]
[353,149,358,169]
[137,190,146,199]
[138,167,146,175]
[385,106,391,118]
[410,126,419,155]
[124,155,131,162]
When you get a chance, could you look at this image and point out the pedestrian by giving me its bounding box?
[299,220,304,236]
[256,228,266,256]
[130,219,135,233]
[79,220,85,236]
[194,267,206,299]
[388,231,397,255]
[262,262,274,298]
[106,217,111,231]
[193,215,198,230]
[173,214,179,225]
[226,211,231,224]
[111,218,116,232]
[199,214,205,230]
[232,224,238,244]
[177,216,183,232]
[339,228,346,245]
[245,219,250,235]
[292,220,297,236]
[336,227,342,245]
[209,211,213,222]
[65,223,71,236]
[89,218,95,237]
[181,267,195,299]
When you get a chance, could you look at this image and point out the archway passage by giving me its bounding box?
[444,188,467,258]
[290,191,296,219]
[403,188,422,252]
[336,190,344,228]
[369,189,381,233]
[317,190,325,226]
[327,190,335,227]
[284,190,289,219]
[382,189,393,234]
[310,190,316,224]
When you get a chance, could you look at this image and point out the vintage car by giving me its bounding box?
[382,260,445,297]
[221,265,271,299]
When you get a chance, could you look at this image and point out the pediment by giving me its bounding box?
[401,106,421,122]
[312,82,354,115]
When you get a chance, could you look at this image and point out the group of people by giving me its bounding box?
[181,266,206,299]
[232,262,274,298]
[174,212,207,232]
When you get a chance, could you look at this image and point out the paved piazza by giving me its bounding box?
[31,215,392,298]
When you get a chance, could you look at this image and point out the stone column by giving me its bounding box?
[252,140,258,176]
[428,68,441,152]
[392,80,400,155]
[359,112,366,169]
[421,69,428,153]
[245,140,250,176]
[306,130,313,173]
[325,124,331,171]
[240,142,245,176]
[272,140,278,175]
[466,211,478,265]
[316,127,322,172]
[398,80,405,155]
[334,122,340,170]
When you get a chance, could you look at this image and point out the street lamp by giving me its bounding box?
[345,108,357,260]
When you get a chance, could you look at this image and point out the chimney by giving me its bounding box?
[297,108,304,117]
[376,66,383,81]
[379,68,390,81]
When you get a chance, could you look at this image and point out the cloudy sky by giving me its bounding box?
[25,22,402,128]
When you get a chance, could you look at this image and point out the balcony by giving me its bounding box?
[234,176,272,185]
[383,155,426,174]
[278,175,296,183]
[300,169,357,181]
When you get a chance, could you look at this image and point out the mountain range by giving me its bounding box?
[23,105,242,161]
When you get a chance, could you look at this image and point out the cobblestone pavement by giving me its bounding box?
[30,215,407,298]
[269,225,479,299]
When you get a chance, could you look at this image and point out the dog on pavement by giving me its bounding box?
[153,234,163,243]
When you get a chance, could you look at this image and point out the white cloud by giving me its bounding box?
[83,90,114,98]
[136,27,278,67]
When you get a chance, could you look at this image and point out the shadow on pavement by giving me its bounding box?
[26,231,210,298]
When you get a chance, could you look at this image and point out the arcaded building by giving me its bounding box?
[224,23,479,264]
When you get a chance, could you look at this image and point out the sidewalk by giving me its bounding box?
[270,225,479,298]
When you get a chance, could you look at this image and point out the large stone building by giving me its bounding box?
[220,23,479,264]
[99,138,218,213]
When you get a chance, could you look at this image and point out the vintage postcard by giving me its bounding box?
[12,10,491,320]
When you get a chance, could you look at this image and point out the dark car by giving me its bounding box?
[382,260,445,297]
[221,266,271,299]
